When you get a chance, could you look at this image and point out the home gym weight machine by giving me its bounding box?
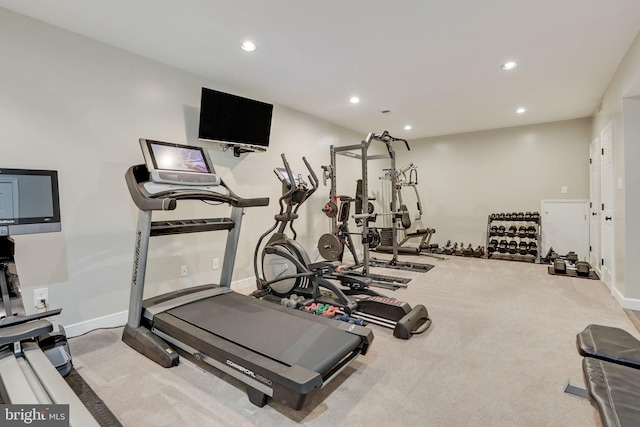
[375,163,445,260]
[319,131,434,288]
[122,139,373,410]
[253,154,431,339]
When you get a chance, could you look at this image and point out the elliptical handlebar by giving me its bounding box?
[302,157,319,192]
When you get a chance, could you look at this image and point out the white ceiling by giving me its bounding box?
[2,0,640,139]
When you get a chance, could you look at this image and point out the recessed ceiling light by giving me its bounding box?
[516,107,526,114]
[240,41,256,52]
[404,125,412,130]
[501,61,517,70]
[350,96,360,104]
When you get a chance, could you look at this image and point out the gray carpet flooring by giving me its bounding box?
[67,255,635,426]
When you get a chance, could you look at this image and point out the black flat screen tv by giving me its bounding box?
[0,168,61,236]
[198,87,273,152]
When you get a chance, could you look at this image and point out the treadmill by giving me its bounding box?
[122,139,373,410]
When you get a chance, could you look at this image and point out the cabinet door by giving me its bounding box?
[541,200,589,260]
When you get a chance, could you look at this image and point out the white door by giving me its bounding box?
[600,121,614,289]
[589,138,601,270]
[541,200,590,259]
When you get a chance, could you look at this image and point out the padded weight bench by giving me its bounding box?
[576,324,640,427]
[577,324,640,368]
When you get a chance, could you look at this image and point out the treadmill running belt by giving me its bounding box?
[166,292,361,374]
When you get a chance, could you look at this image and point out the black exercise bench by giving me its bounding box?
[575,324,640,426]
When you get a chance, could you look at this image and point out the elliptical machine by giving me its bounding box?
[253,154,432,339]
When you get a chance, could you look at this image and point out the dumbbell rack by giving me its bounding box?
[484,213,542,263]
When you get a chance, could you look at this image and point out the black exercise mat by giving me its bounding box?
[64,368,123,426]
[547,266,600,280]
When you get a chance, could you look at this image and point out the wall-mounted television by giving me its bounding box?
[0,168,61,236]
[198,87,273,155]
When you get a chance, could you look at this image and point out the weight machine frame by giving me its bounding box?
[324,131,433,289]
[378,163,446,261]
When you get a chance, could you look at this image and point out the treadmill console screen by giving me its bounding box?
[147,141,211,173]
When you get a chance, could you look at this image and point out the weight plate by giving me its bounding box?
[323,201,338,218]
[318,233,343,261]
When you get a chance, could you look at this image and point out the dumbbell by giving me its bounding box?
[463,244,474,257]
[554,258,567,274]
[455,243,464,256]
[528,241,538,256]
[490,225,498,236]
[443,241,454,255]
[524,212,532,221]
[334,313,365,326]
[511,212,519,221]
[473,246,484,258]
[531,212,540,223]
[321,305,339,317]
[544,247,560,263]
[575,261,590,277]
[488,239,498,253]
[508,240,518,254]
[497,225,506,236]
[518,241,528,255]
[507,225,517,237]
[517,212,525,221]
[566,251,579,264]
[497,212,506,220]
[305,302,320,312]
[518,226,527,238]
[498,240,508,253]
[280,294,306,309]
[526,226,537,238]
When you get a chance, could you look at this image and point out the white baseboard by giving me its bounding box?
[230,276,256,292]
[65,310,128,338]
[64,277,258,338]
[621,296,640,311]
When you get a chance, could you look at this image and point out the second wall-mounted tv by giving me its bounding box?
[0,168,61,236]
[198,87,273,152]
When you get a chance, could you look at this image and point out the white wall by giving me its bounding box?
[591,29,640,305]
[623,96,640,300]
[395,119,592,247]
[0,9,362,329]
[0,7,619,331]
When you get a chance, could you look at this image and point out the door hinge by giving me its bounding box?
[601,258,604,266]
[589,245,592,252]
[601,148,604,155]
[602,203,605,211]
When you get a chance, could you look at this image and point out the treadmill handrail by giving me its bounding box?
[126,165,269,211]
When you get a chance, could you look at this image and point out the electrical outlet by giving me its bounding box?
[34,287,48,309]
[180,265,188,277]
[212,258,220,270]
